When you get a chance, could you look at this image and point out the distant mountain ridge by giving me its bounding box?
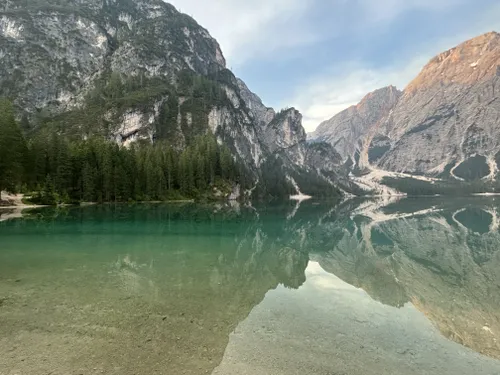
[309,32,500,186]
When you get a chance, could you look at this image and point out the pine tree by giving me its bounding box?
[107,72,123,100]
[144,149,157,199]
[0,99,27,192]
[100,144,113,202]
[206,136,218,184]
[156,95,178,140]
[54,138,72,196]
[195,152,206,190]
[219,146,233,180]
[20,114,31,133]
[165,146,176,191]
[0,111,247,202]
[82,161,95,202]
[41,174,57,205]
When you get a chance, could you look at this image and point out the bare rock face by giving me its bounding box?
[236,78,276,128]
[378,32,500,178]
[264,109,306,154]
[311,32,500,182]
[405,32,500,95]
[0,0,225,116]
[231,82,345,194]
[310,86,402,163]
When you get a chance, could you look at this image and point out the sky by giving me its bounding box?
[168,0,500,132]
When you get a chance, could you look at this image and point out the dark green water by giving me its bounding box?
[1,198,500,375]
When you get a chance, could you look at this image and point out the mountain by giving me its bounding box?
[310,32,500,186]
[310,86,402,164]
[0,0,344,198]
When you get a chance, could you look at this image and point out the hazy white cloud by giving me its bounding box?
[168,0,316,65]
[166,0,466,67]
[288,57,428,132]
[356,0,467,23]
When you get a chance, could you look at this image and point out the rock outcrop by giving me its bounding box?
[0,0,225,115]
[310,86,402,164]
[236,78,275,128]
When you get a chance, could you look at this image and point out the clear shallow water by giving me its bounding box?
[1,198,500,375]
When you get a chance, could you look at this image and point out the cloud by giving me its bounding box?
[288,57,428,132]
[167,0,316,66]
[166,0,466,67]
[356,0,467,23]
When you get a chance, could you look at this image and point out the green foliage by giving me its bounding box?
[253,155,340,200]
[368,146,391,163]
[453,155,490,181]
[18,130,240,203]
[153,70,234,146]
[156,94,179,141]
[268,108,291,128]
[39,69,232,144]
[87,73,171,111]
[0,98,28,192]
[35,73,172,139]
[292,170,341,198]
[253,156,294,199]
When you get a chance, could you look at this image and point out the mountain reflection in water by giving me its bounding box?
[0,198,499,374]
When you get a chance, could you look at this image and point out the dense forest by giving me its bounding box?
[0,99,249,204]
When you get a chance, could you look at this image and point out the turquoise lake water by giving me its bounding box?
[1,198,500,374]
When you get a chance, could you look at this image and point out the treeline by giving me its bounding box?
[381,176,500,196]
[0,99,245,204]
[0,99,28,194]
[255,154,340,198]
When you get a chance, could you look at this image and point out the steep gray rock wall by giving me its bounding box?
[263,109,306,154]
[0,0,226,116]
[310,86,402,162]
[377,32,500,178]
[236,78,275,128]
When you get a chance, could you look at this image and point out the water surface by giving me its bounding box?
[1,198,500,374]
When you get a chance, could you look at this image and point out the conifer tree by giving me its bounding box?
[0,99,27,192]
[82,161,95,202]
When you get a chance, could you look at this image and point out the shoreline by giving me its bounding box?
[0,204,47,209]
[0,201,196,209]
[1,190,198,210]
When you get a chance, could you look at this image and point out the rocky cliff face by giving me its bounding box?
[0,0,225,115]
[236,78,276,128]
[310,32,500,183]
[379,32,500,179]
[263,109,306,154]
[310,86,402,164]
[0,0,344,196]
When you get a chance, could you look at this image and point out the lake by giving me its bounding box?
[1,198,500,375]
